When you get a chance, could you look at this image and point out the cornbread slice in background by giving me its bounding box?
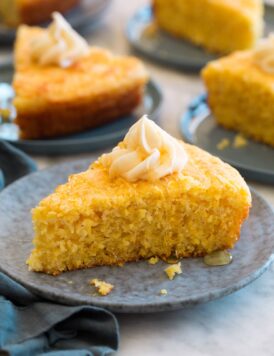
[13,26,148,139]
[202,51,274,147]
[0,0,80,27]
[153,0,263,54]
[27,143,251,275]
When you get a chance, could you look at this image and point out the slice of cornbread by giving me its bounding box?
[202,51,274,147]
[27,143,251,275]
[13,26,148,139]
[153,0,263,54]
[0,0,80,27]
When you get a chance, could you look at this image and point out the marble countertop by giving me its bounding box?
[1,0,274,354]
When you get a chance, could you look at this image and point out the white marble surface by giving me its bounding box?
[1,0,274,355]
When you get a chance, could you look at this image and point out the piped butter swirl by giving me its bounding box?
[101,116,188,182]
[31,12,89,68]
[254,34,274,74]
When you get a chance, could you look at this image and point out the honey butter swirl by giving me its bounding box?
[101,116,188,182]
[254,34,274,74]
[31,12,89,68]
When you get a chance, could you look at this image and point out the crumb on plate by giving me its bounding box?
[160,289,168,296]
[143,21,158,37]
[165,262,182,280]
[90,278,114,296]
[217,138,230,150]
[148,256,159,265]
[233,134,248,148]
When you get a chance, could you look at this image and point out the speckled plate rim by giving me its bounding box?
[126,4,274,72]
[180,94,274,184]
[0,159,273,313]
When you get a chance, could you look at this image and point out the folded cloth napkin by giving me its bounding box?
[0,273,119,356]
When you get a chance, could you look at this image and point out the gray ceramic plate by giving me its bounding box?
[0,0,110,45]
[0,159,273,313]
[180,95,274,184]
[0,65,162,155]
[126,5,274,71]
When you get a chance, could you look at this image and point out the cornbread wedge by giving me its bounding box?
[27,143,251,276]
[13,26,148,139]
[202,51,274,147]
[153,0,263,54]
[0,0,80,27]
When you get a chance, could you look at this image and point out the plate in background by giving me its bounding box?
[0,158,273,313]
[0,64,162,155]
[0,140,36,190]
[126,5,274,72]
[0,0,111,45]
[180,94,274,184]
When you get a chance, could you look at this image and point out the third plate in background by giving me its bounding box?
[180,94,274,184]
[127,4,274,72]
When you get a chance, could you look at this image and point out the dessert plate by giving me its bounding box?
[0,159,273,313]
[0,65,162,155]
[0,0,111,45]
[180,95,274,184]
[0,140,36,190]
[126,5,274,72]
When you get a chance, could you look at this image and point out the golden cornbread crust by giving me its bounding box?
[13,27,148,139]
[0,0,80,27]
[202,51,274,147]
[153,0,263,54]
[27,143,251,276]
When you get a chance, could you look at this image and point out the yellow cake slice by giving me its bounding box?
[27,117,251,275]
[202,35,274,147]
[0,0,80,27]
[13,14,148,139]
[153,0,264,54]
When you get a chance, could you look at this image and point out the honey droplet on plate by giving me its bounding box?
[203,250,233,267]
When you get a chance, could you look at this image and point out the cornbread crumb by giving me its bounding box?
[160,289,168,296]
[217,138,230,150]
[233,134,248,148]
[143,21,158,37]
[90,279,114,296]
[148,256,159,265]
[165,262,182,280]
[0,108,11,123]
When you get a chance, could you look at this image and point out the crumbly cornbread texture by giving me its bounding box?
[165,262,182,280]
[90,279,114,296]
[153,0,263,54]
[0,0,80,27]
[27,143,251,276]
[202,51,274,147]
[13,26,148,139]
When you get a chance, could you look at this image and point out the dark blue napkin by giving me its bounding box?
[0,273,119,356]
[0,169,4,191]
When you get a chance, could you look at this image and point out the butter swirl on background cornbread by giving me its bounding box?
[30,12,89,68]
[101,116,188,182]
[254,34,274,74]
